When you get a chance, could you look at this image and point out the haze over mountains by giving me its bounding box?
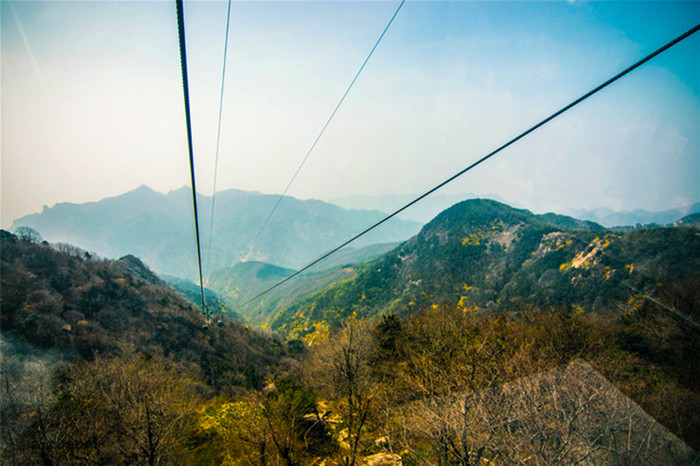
[333,193,700,227]
[12,186,421,280]
[12,186,699,283]
[12,186,700,328]
[331,192,510,223]
[567,203,700,228]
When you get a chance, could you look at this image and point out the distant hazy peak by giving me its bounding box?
[566,202,700,228]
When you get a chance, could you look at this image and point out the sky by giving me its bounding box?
[2,0,699,229]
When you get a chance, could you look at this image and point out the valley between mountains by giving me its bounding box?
[2,191,699,464]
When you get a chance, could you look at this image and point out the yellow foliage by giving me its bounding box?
[302,321,330,345]
[460,223,506,246]
[490,219,506,231]
[457,296,468,309]
[462,233,482,246]
[197,401,263,435]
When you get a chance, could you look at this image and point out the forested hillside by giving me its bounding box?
[162,273,240,319]
[267,199,700,339]
[0,230,298,390]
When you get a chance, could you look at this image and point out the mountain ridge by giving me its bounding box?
[567,202,700,228]
[12,186,422,281]
[264,199,700,339]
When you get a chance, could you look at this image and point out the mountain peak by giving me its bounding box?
[114,185,162,203]
[134,184,155,193]
[425,198,537,233]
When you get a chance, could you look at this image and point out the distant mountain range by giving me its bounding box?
[12,186,421,281]
[565,203,700,228]
[333,193,700,228]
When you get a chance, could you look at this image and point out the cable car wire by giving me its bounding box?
[206,0,233,270]
[241,23,700,306]
[176,0,208,320]
[246,0,407,253]
[624,284,700,330]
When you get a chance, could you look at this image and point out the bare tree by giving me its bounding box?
[14,227,42,244]
[54,243,85,258]
[12,351,201,465]
[305,320,375,465]
[0,340,65,466]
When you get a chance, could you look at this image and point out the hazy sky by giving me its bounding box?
[2,0,699,228]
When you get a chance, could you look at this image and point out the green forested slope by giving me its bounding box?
[0,230,293,391]
[206,261,356,328]
[268,199,700,339]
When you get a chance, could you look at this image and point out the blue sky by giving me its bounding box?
[2,0,698,228]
